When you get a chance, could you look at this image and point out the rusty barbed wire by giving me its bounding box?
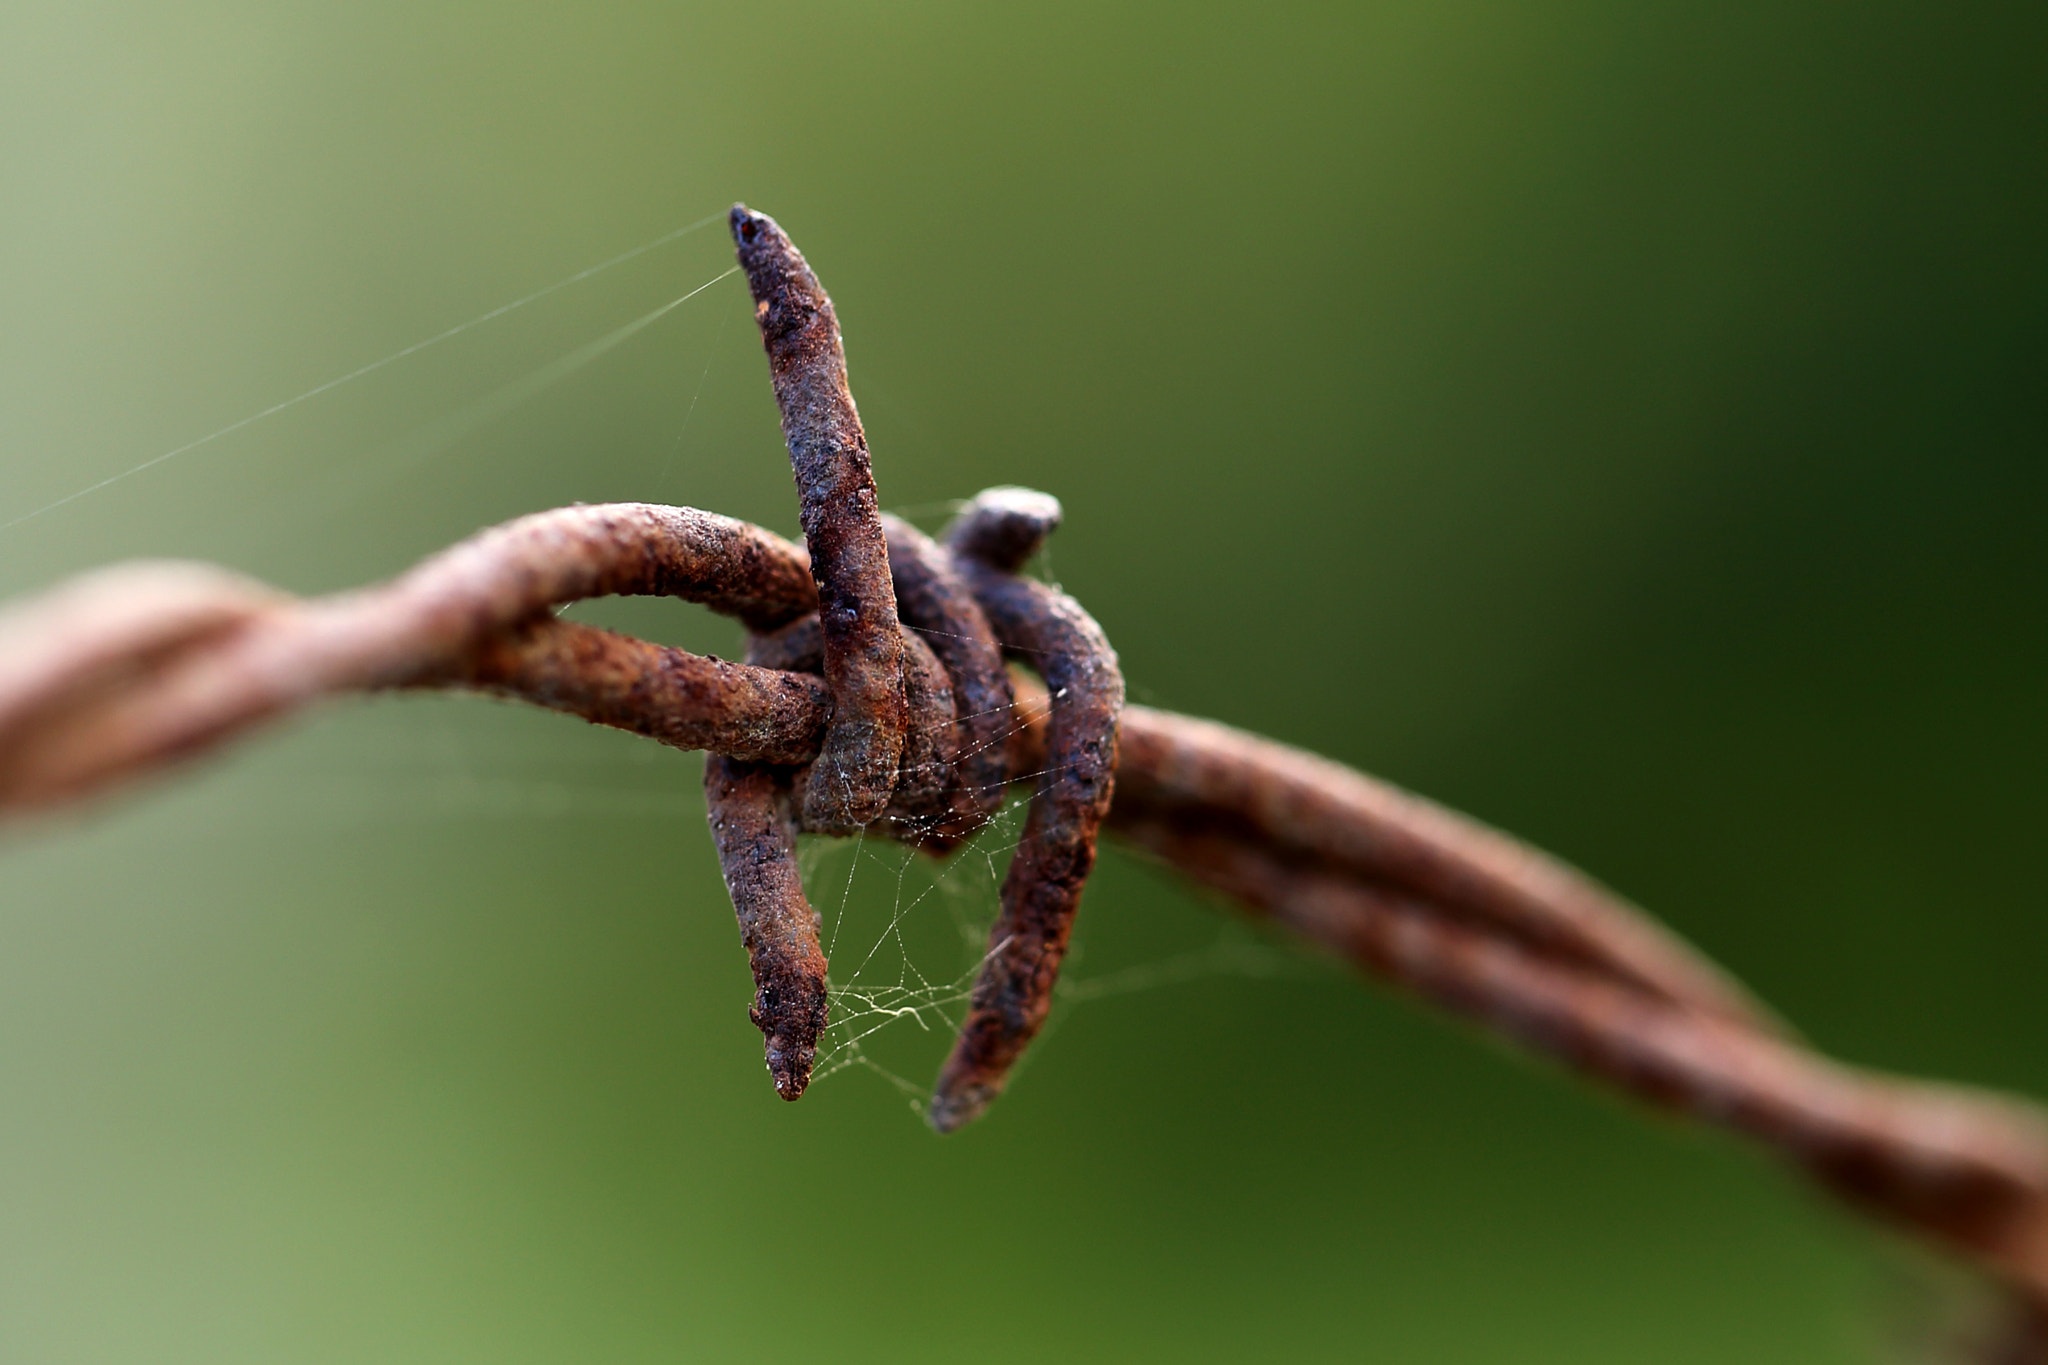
[1,206,2045,1354]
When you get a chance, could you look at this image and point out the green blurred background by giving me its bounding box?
[2,1,2043,1360]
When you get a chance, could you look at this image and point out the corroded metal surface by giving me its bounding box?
[928,523,1124,1134]
[705,756,830,1099]
[943,485,1063,573]
[881,514,1012,848]
[743,613,823,674]
[875,626,956,842]
[459,617,827,766]
[731,204,905,832]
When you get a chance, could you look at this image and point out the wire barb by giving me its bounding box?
[928,503,1124,1133]
[732,204,906,832]
[705,755,830,1099]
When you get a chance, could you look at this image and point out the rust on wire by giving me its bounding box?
[705,756,830,1099]
[882,514,1013,848]
[874,626,957,841]
[4,206,2048,1352]
[455,616,827,766]
[731,204,905,833]
[943,485,1063,573]
[743,613,823,674]
[928,489,1124,1133]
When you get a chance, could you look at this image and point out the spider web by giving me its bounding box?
[774,552,1308,1118]
[798,787,1304,1116]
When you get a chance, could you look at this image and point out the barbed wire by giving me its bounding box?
[1,205,2043,1358]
